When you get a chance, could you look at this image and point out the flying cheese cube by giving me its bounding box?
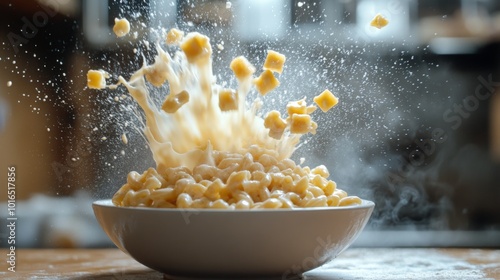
[264,110,287,139]
[230,56,256,80]
[263,50,286,74]
[145,65,168,87]
[87,70,108,89]
[219,89,238,111]
[113,18,130,37]
[289,114,312,134]
[253,70,280,95]
[370,14,389,29]
[287,99,307,116]
[180,32,212,64]
[313,89,338,112]
[166,28,184,45]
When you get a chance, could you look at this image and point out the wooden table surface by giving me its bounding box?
[1,248,499,279]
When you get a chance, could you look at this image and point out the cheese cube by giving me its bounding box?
[230,56,256,80]
[313,89,338,112]
[370,14,389,29]
[87,70,108,89]
[219,89,238,111]
[145,66,168,87]
[180,32,212,64]
[264,110,287,139]
[253,70,280,95]
[113,18,130,37]
[162,90,190,113]
[287,99,307,116]
[289,114,312,134]
[263,50,286,74]
[166,28,184,45]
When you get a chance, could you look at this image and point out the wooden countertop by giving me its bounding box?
[1,248,499,279]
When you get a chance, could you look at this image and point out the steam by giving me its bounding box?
[275,37,462,230]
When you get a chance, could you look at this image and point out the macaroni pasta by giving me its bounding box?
[112,146,361,209]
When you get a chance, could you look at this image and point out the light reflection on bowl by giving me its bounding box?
[92,199,374,279]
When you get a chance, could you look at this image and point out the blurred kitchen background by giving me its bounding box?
[1,0,500,248]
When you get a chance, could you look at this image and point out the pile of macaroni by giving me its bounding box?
[88,27,362,209]
[112,146,360,209]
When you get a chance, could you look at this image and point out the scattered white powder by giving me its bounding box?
[304,249,490,280]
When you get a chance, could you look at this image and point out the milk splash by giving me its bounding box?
[106,32,304,170]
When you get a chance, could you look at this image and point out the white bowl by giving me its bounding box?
[92,199,374,279]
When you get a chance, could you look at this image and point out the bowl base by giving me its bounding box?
[163,273,303,280]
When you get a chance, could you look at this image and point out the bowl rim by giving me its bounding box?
[93,199,375,213]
